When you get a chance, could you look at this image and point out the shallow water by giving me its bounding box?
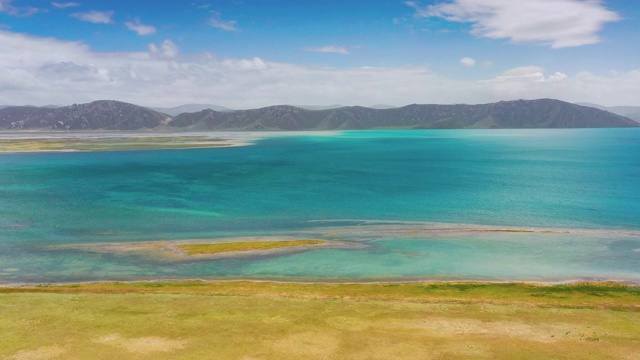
[1,129,639,283]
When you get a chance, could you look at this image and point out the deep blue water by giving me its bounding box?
[1,129,639,283]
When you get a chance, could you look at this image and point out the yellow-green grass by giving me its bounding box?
[0,136,232,152]
[0,281,638,359]
[176,240,326,255]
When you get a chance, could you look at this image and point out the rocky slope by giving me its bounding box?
[0,100,169,130]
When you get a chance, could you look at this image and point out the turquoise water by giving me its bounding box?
[1,129,639,283]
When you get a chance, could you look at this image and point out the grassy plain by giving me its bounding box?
[1,281,638,359]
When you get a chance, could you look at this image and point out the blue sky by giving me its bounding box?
[1,0,638,108]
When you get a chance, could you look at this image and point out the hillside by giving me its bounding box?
[168,99,638,130]
[1,99,637,131]
[0,100,169,130]
[149,104,234,117]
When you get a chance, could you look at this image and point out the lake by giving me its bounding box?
[1,129,638,284]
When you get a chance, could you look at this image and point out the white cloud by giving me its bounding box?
[148,39,178,58]
[71,10,113,24]
[208,13,237,31]
[1,0,42,17]
[497,66,546,81]
[304,46,350,55]
[548,72,568,81]
[125,19,156,36]
[409,0,620,48]
[460,57,476,67]
[0,30,638,108]
[51,2,80,9]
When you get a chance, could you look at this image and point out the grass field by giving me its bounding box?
[1,281,638,359]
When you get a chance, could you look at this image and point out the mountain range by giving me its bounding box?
[0,99,637,131]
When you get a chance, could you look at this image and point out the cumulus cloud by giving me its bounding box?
[408,0,620,48]
[71,10,113,24]
[305,46,350,55]
[208,12,237,31]
[460,57,476,67]
[51,2,79,9]
[0,30,638,108]
[125,19,156,36]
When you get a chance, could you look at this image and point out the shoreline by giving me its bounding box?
[3,277,640,288]
[2,279,638,314]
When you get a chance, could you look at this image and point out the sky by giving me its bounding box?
[0,0,638,108]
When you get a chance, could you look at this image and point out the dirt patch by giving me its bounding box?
[95,333,187,355]
[270,331,340,357]
[397,317,574,343]
[325,316,372,331]
[10,345,66,360]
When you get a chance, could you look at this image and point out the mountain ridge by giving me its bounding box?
[576,103,640,122]
[0,99,637,131]
[168,99,638,130]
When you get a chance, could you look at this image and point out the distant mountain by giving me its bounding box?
[292,104,345,111]
[368,104,398,109]
[0,104,60,109]
[149,104,234,116]
[576,103,640,122]
[1,99,637,131]
[169,99,638,131]
[0,100,170,130]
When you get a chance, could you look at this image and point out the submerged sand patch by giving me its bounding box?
[51,222,640,264]
[305,220,640,239]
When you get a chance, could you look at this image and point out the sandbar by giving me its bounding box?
[53,237,349,262]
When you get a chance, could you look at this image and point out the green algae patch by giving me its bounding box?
[176,240,327,255]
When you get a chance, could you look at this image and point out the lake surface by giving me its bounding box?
[1,129,639,284]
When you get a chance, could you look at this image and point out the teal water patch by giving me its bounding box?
[0,129,639,283]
